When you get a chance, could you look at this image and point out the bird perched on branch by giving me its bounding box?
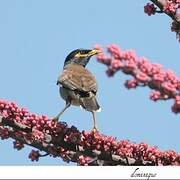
[54,49,101,132]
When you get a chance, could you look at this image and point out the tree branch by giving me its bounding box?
[144,0,180,41]
[94,44,180,114]
[150,0,180,23]
[0,99,180,165]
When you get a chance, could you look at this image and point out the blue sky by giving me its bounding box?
[0,0,180,165]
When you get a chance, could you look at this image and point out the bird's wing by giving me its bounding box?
[57,64,97,93]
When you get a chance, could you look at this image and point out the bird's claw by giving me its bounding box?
[92,127,98,133]
[51,116,59,123]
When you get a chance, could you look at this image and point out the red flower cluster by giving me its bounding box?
[144,1,180,41]
[81,131,118,153]
[78,132,180,165]
[163,0,180,14]
[29,150,40,161]
[0,99,180,165]
[144,1,180,15]
[94,44,180,114]
[13,140,24,150]
[0,126,9,140]
[171,21,180,41]
[78,155,92,166]
[144,3,157,16]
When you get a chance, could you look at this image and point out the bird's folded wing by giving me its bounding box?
[57,65,97,93]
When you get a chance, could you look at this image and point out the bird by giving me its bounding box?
[54,49,101,132]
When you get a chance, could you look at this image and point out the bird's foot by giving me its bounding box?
[92,127,98,133]
[51,116,59,124]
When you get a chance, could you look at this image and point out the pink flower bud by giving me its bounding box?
[144,3,156,16]
[125,79,138,89]
[150,91,161,101]
[135,71,150,83]
[13,140,24,150]
[28,150,40,161]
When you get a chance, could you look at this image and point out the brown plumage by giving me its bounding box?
[54,49,101,131]
[58,64,100,111]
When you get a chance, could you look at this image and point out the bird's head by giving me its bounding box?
[64,49,101,67]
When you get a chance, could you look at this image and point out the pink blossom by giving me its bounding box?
[144,146,160,162]
[111,59,123,69]
[93,44,103,51]
[48,146,58,157]
[164,1,177,13]
[28,150,40,161]
[32,129,45,141]
[162,82,177,94]
[144,3,157,16]
[15,115,21,122]
[138,57,152,74]
[0,98,180,165]
[172,95,180,113]
[152,72,165,82]
[151,63,163,74]
[122,50,136,62]
[165,70,176,82]
[150,91,161,101]
[171,21,180,41]
[106,68,115,77]
[13,140,24,150]
[135,71,150,83]
[125,79,138,89]
[175,95,180,104]
[95,44,180,114]
[1,110,8,118]
[0,127,9,140]
[172,103,180,113]
[107,44,122,59]
[124,60,136,72]
[78,155,92,166]
[144,1,180,41]
[14,131,24,138]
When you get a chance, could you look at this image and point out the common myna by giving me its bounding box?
[54,49,101,131]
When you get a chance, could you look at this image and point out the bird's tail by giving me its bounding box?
[80,96,101,112]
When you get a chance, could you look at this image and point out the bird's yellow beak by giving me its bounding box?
[88,49,102,56]
[75,49,102,58]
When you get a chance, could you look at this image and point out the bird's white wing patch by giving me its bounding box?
[96,107,101,112]
[80,105,84,110]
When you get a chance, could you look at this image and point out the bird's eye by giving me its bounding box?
[80,50,87,54]
[80,50,90,54]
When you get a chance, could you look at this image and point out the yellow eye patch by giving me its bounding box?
[74,49,101,58]
[75,52,88,58]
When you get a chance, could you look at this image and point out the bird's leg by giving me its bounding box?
[52,102,71,121]
[92,111,98,132]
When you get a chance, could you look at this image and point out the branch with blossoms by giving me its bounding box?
[144,0,180,41]
[0,99,180,165]
[94,44,180,114]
